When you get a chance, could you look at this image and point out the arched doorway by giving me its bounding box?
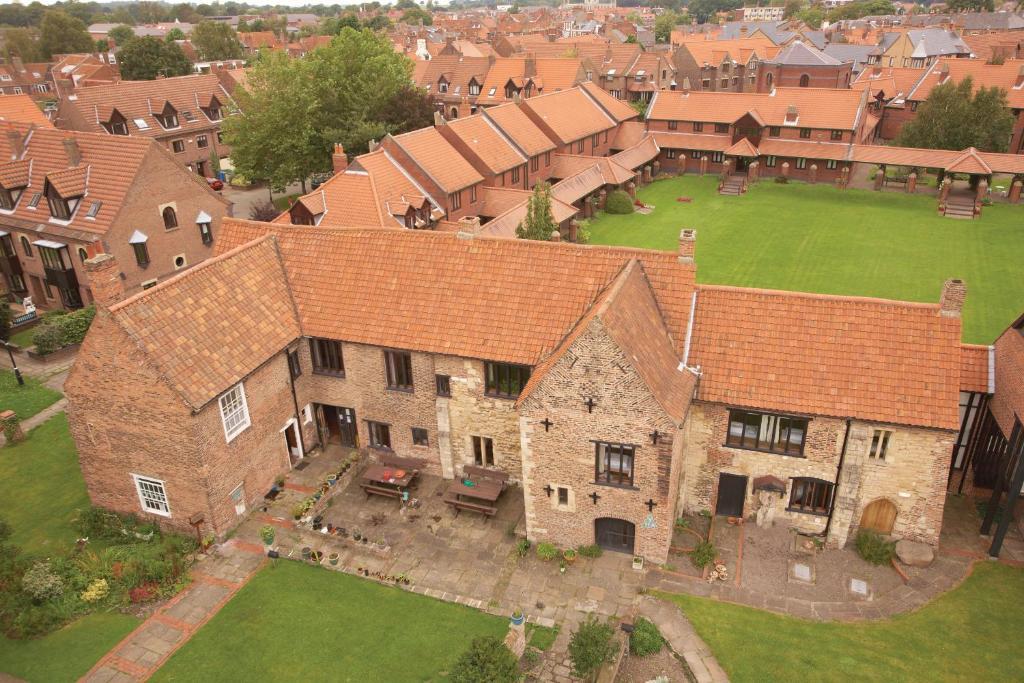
[799,74,810,88]
[860,499,897,534]
[594,518,635,554]
[449,107,458,120]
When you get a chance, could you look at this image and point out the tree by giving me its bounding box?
[364,15,393,31]
[0,301,11,342]
[947,0,994,10]
[118,36,192,80]
[191,21,243,60]
[164,27,186,42]
[39,10,94,58]
[448,636,519,683]
[401,7,433,25]
[379,85,436,134]
[3,28,44,63]
[896,77,1015,153]
[108,24,136,46]
[654,10,679,43]
[783,0,804,18]
[516,182,558,240]
[568,616,618,680]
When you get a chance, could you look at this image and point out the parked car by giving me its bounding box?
[206,177,224,191]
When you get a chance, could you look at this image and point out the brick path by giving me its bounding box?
[637,596,728,682]
[80,540,265,683]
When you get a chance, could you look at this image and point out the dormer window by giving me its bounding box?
[156,103,180,130]
[469,79,481,95]
[438,78,449,93]
[46,185,79,221]
[103,111,130,136]
[0,186,23,210]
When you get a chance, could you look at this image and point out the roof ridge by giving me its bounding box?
[697,283,943,309]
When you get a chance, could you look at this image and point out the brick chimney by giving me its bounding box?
[6,130,23,160]
[63,137,82,167]
[939,278,966,318]
[784,105,798,124]
[434,110,445,126]
[678,228,696,264]
[84,253,125,309]
[332,143,348,174]
[549,230,560,242]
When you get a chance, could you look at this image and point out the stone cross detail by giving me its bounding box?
[541,418,553,432]
[645,498,657,512]
[650,430,660,445]
[589,491,601,505]
[543,484,554,497]
[584,397,596,413]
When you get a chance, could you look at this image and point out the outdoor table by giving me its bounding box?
[447,477,502,503]
[362,464,417,489]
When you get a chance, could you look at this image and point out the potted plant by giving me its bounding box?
[353,529,362,541]
[511,610,525,626]
[259,525,275,546]
[559,559,567,574]
[301,546,312,560]
[328,552,340,566]
[309,550,323,564]
[275,475,285,488]
[292,504,305,520]
[632,556,644,571]
[327,474,338,486]
[563,548,577,564]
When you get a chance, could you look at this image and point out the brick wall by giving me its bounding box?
[519,318,681,564]
[756,63,853,91]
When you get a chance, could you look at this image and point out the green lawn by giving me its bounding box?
[152,560,508,681]
[664,562,1024,682]
[587,177,1024,343]
[0,413,87,554]
[8,326,35,348]
[0,612,140,683]
[0,369,61,420]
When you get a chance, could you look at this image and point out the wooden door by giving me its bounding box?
[860,499,897,535]
[594,518,635,554]
[338,407,357,448]
[715,473,747,517]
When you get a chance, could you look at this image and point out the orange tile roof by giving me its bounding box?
[849,145,1024,175]
[109,237,301,409]
[611,120,649,150]
[444,114,527,173]
[647,87,866,130]
[689,285,963,430]
[579,81,640,123]
[412,55,490,94]
[476,187,578,238]
[990,314,1024,435]
[677,36,780,66]
[551,154,633,185]
[213,220,697,366]
[0,95,52,127]
[909,58,1024,108]
[959,344,991,394]
[482,102,556,156]
[550,163,612,204]
[961,32,1024,63]
[724,138,758,157]
[757,138,852,161]
[390,127,484,193]
[520,87,617,143]
[609,134,660,171]
[851,66,926,100]
[651,131,733,152]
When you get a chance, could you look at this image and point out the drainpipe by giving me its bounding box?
[823,419,852,540]
[283,347,307,457]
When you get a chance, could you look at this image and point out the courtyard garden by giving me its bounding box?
[586,176,1024,344]
[663,561,1024,681]
[0,369,62,422]
[151,560,510,682]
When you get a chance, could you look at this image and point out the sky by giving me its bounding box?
[4,0,446,6]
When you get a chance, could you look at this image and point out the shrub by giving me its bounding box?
[856,530,895,566]
[516,537,531,557]
[576,544,603,558]
[52,305,95,346]
[536,542,559,561]
[250,201,280,221]
[689,540,716,569]
[568,615,618,680]
[774,175,789,184]
[629,617,663,656]
[31,323,63,355]
[80,578,109,603]
[22,561,65,601]
[260,525,276,545]
[448,635,519,683]
[605,189,634,214]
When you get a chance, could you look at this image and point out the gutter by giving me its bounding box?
[823,418,852,540]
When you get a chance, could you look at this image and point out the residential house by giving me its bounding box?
[0,59,53,100]
[672,37,781,93]
[520,83,636,156]
[756,40,854,91]
[49,54,120,98]
[868,28,971,69]
[0,95,52,127]
[474,57,587,107]
[412,55,491,118]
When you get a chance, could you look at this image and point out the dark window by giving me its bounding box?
[207,107,222,121]
[288,349,302,379]
[0,188,18,210]
[531,156,539,171]
[384,350,413,390]
[826,159,838,170]
[368,421,391,449]
[157,107,179,129]
[769,126,780,136]
[172,139,185,153]
[162,207,178,229]
[449,191,462,210]
[197,134,209,149]
[798,74,810,87]
[788,478,834,515]
[725,409,807,456]
[544,151,551,165]
[693,122,703,132]
[484,362,530,399]
[472,435,494,466]
[47,186,72,220]
[199,222,213,244]
[591,133,599,150]
[594,441,635,487]
[714,123,728,133]
[796,157,807,169]
[830,129,843,141]
[668,120,678,130]
[27,192,41,209]
[666,149,677,159]
[799,128,811,139]
[557,487,569,505]
[869,429,891,460]
[576,139,584,153]
[20,236,32,257]
[132,242,150,267]
[470,185,477,203]
[77,247,88,263]
[217,131,225,144]
[310,338,344,375]
[711,151,724,163]
[436,374,451,397]
[511,166,520,184]
[412,427,429,446]
[765,155,776,167]
[690,150,701,159]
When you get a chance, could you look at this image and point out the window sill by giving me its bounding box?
[723,442,805,458]
[312,369,345,378]
[484,392,519,401]
[369,445,393,452]
[592,481,640,492]
[386,386,414,394]
[786,507,829,518]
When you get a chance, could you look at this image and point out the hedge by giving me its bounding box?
[31,306,96,355]
[605,190,634,215]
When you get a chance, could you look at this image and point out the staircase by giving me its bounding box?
[718,174,746,196]
[942,198,978,219]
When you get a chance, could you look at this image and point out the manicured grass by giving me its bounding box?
[152,560,508,681]
[0,612,140,683]
[8,326,35,348]
[0,369,61,421]
[272,192,301,211]
[527,623,559,651]
[0,414,89,554]
[586,176,1024,343]
[663,562,1024,682]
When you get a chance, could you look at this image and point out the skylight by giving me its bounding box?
[86,201,102,218]
[134,118,150,130]
[182,111,196,122]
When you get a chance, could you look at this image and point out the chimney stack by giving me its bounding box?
[433,110,446,127]
[332,143,348,174]
[939,278,966,318]
[63,137,82,167]
[549,230,561,242]
[678,228,696,264]
[84,253,125,309]
[6,130,23,160]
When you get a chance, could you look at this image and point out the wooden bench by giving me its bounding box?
[443,492,497,518]
[381,453,427,471]
[361,483,403,500]
[463,465,509,489]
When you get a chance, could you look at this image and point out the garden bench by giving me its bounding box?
[381,453,427,471]
[463,465,509,489]
[361,483,403,500]
[443,494,497,518]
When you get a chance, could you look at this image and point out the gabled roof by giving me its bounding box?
[907,58,1024,108]
[412,55,490,94]
[678,36,780,66]
[108,237,302,409]
[647,88,865,130]
[959,344,991,394]
[767,40,844,66]
[579,81,640,123]
[550,163,609,205]
[482,103,557,157]
[609,135,659,171]
[46,166,89,198]
[724,137,758,157]
[0,94,53,128]
[689,285,963,430]
[945,148,991,175]
[520,87,617,144]
[444,114,527,174]
[550,154,633,186]
[389,127,484,193]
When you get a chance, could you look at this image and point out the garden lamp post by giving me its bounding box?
[1,340,23,386]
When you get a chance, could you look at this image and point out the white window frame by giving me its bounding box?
[219,382,251,442]
[132,474,171,516]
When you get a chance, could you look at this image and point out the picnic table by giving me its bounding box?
[444,476,502,517]
[360,464,418,501]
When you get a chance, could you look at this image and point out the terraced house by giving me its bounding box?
[66,220,979,564]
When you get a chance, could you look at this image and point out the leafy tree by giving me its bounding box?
[946,0,994,10]
[39,10,94,58]
[449,636,519,683]
[250,201,281,221]
[401,7,433,25]
[517,182,558,240]
[3,28,44,63]
[687,0,743,23]
[896,77,1015,153]
[654,10,679,43]
[0,300,11,342]
[165,27,186,42]
[95,39,110,53]
[379,84,436,134]
[321,14,362,35]
[192,21,243,60]
[629,99,647,119]
[783,0,804,18]
[625,34,638,43]
[798,6,824,28]
[108,24,136,47]
[396,0,419,8]
[118,36,192,80]
[364,15,393,31]
[568,616,618,680]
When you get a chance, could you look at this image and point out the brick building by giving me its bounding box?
[671,36,780,93]
[0,124,230,309]
[66,220,977,564]
[55,74,235,177]
[755,40,854,91]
